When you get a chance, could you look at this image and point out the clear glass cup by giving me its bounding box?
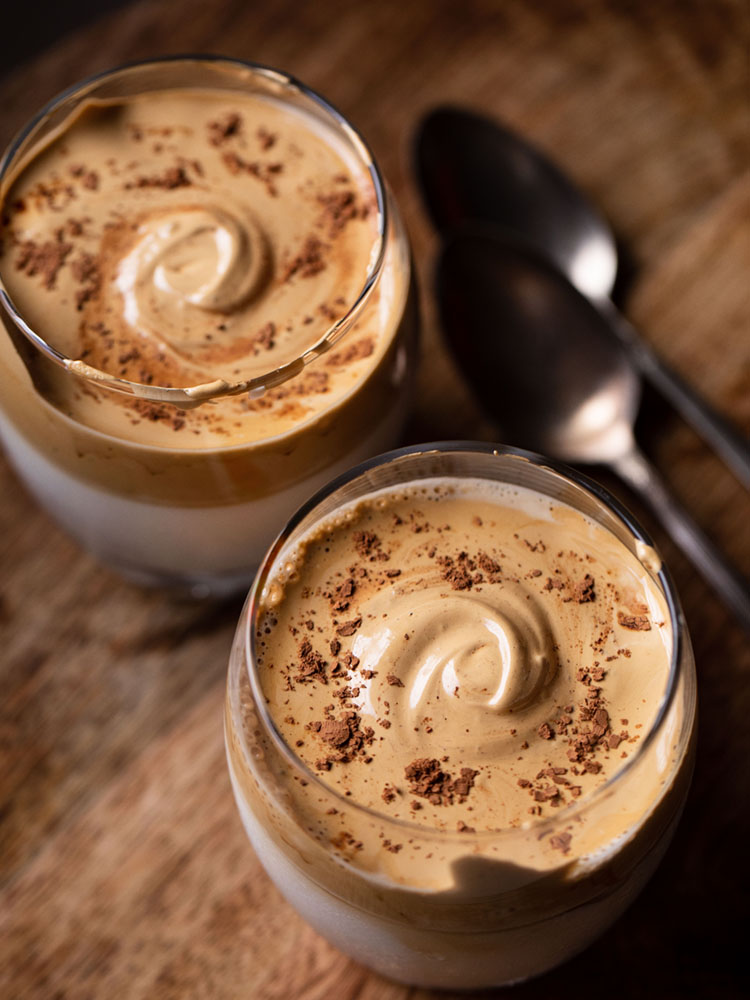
[225,441,696,989]
[0,57,417,595]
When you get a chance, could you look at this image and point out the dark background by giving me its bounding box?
[4,0,130,76]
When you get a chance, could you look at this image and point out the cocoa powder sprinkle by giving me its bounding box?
[15,238,72,289]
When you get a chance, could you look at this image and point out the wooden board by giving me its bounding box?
[1,1,748,997]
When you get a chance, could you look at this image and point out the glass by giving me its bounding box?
[225,441,696,988]
[0,57,417,595]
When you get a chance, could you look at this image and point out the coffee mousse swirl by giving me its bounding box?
[115,202,269,350]
[0,89,394,448]
[257,478,672,836]
[344,586,559,758]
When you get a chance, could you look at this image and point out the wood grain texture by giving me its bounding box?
[0,1,748,997]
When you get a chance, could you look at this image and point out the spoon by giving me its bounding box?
[418,106,750,488]
[438,231,750,631]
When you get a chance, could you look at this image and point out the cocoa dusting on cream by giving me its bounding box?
[125,165,193,189]
[249,479,671,850]
[0,85,388,449]
[221,151,283,196]
[404,758,478,807]
[14,237,72,289]
[251,322,276,353]
[317,189,365,238]
[207,112,242,146]
[282,236,327,281]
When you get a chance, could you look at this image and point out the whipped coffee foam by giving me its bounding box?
[255,478,673,842]
[0,87,391,448]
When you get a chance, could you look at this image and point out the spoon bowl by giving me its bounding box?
[439,233,636,462]
[418,106,618,302]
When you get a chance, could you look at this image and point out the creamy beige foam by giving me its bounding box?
[255,478,672,842]
[0,87,393,449]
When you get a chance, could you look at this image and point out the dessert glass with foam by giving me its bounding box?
[0,57,416,593]
[225,442,696,988]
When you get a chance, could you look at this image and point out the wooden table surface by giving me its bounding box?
[1,2,748,997]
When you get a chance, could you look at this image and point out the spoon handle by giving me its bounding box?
[612,447,750,632]
[609,310,750,490]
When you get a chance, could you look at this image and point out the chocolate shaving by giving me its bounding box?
[251,322,276,353]
[591,707,610,740]
[353,531,381,557]
[477,552,502,579]
[311,710,374,764]
[293,638,327,684]
[336,617,362,637]
[437,552,478,591]
[207,113,242,145]
[319,718,351,746]
[523,539,546,552]
[618,612,652,631]
[534,785,559,802]
[573,574,596,603]
[452,768,478,799]
[404,758,478,806]
[328,577,356,613]
[549,832,572,854]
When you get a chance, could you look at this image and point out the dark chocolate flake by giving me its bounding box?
[550,831,572,854]
[336,617,362,637]
[573,574,596,603]
[618,612,652,631]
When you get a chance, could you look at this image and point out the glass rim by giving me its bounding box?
[0,54,388,406]
[232,440,688,843]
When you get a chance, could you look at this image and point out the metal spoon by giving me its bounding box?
[418,106,750,488]
[438,231,750,631]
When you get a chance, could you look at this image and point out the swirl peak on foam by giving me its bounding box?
[116,202,269,353]
[121,204,264,307]
[347,588,558,752]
